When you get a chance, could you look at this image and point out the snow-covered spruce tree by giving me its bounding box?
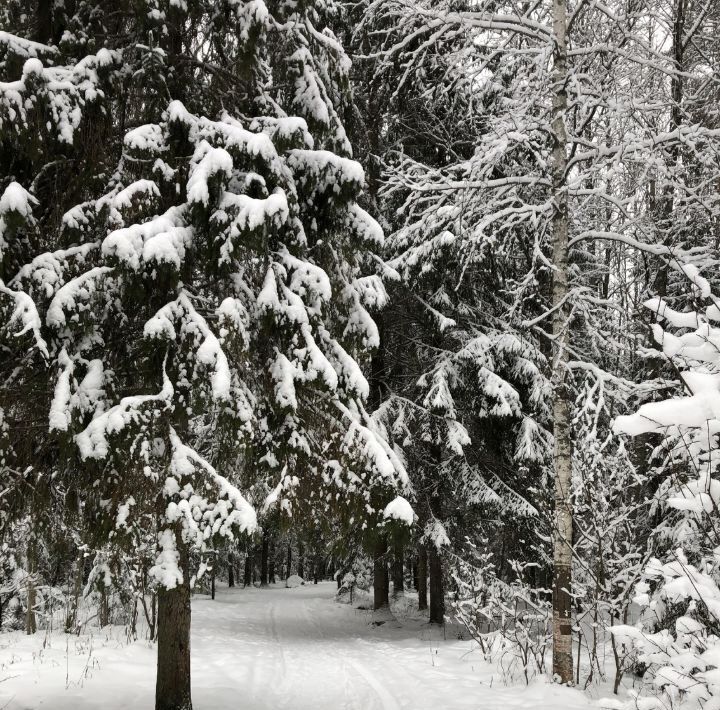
[370,299,553,623]
[346,0,556,625]
[1,2,407,709]
[356,0,720,681]
[0,179,86,636]
[0,8,123,631]
[611,266,720,709]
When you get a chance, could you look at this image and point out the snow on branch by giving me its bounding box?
[11,243,99,298]
[216,188,289,263]
[144,291,233,401]
[336,400,409,488]
[49,350,104,432]
[150,429,257,589]
[45,266,113,329]
[75,364,174,460]
[0,31,58,61]
[0,50,121,144]
[166,427,257,541]
[102,206,192,272]
[0,279,49,358]
[382,496,415,525]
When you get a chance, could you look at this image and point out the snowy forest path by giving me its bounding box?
[0,581,595,710]
[196,582,405,710]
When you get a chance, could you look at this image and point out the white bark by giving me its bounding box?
[550,0,574,685]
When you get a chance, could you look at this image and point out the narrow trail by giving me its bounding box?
[0,582,594,710]
[193,583,410,710]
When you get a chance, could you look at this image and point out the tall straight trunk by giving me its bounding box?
[35,0,52,44]
[65,553,84,633]
[131,598,138,639]
[428,544,444,624]
[155,533,192,710]
[635,0,687,517]
[426,463,445,625]
[260,532,269,587]
[417,545,428,611]
[151,591,157,641]
[298,543,304,579]
[550,0,573,684]
[286,543,292,579]
[269,540,276,584]
[647,0,684,343]
[165,5,186,104]
[228,553,235,588]
[665,0,684,216]
[140,570,157,641]
[372,536,389,610]
[392,542,404,597]
[243,549,252,587]
[100,588,110,626]
[25,539,37,635]
[210,560,216,600]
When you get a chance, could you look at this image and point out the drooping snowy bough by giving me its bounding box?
[612,265,720,710]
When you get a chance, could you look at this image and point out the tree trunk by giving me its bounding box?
[100,588,110,627]
[131,599,138,639]
[392,542,404,598]
[372,536,389,610]
[25,539,37,635]
[417,545,428,611]
[35,0,52,44]
[286,543,292,579]
[165,4,186,104]
[243,549,252,588]
[428,544,444,624]
[298,543,304,579]
[155,535,192,710]
[269,540,276,584]
[210,559,216,600]
[25,583,37,635]
[65,553,84,633]
[150,591,157,641]
[260,532,269,587]
[550,0,573,684]
[228,553,234,588]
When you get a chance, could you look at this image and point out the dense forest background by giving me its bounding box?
[1,0,720,709]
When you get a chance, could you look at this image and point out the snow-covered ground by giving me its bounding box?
[0,582,594,709]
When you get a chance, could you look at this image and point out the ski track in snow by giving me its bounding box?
[0,582,595,710]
